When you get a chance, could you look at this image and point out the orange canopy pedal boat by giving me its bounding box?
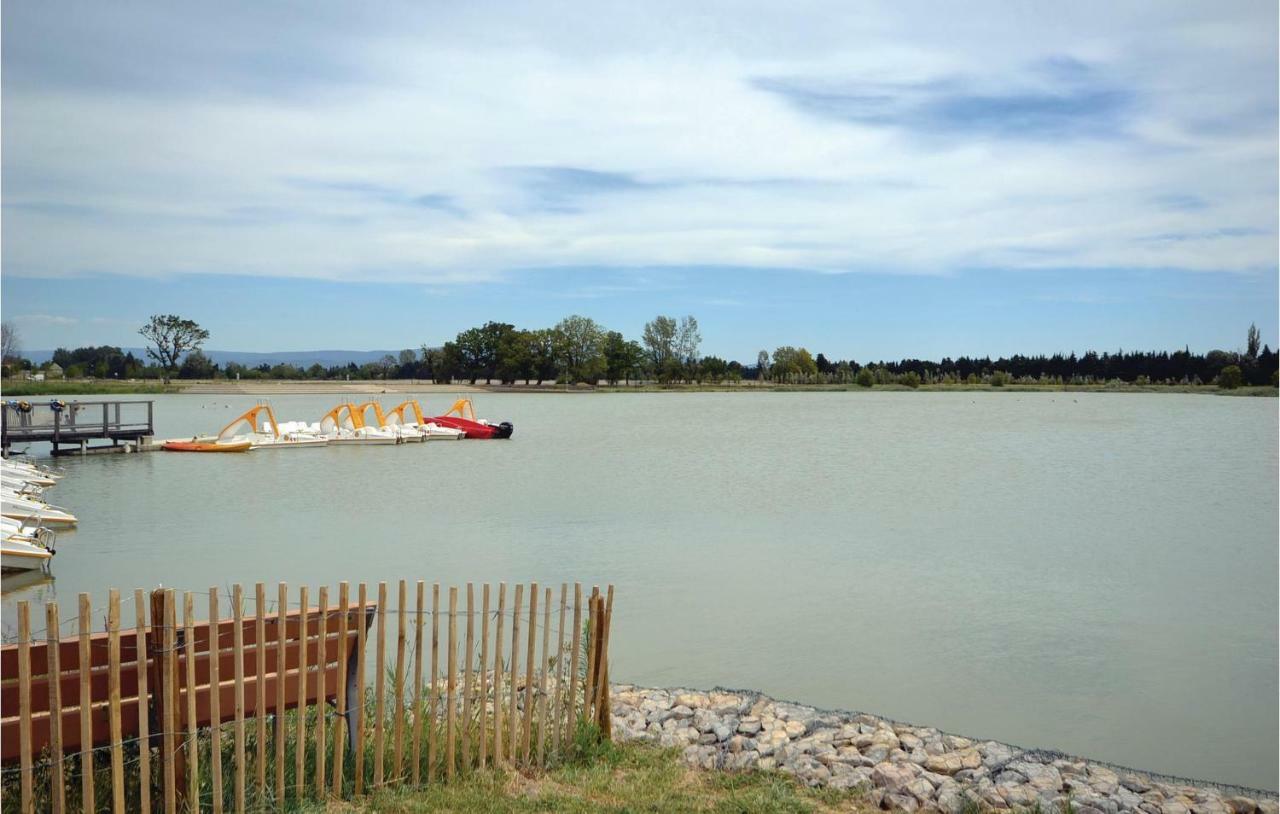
[161,439,253,453]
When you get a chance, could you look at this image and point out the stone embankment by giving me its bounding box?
[611,686,1277,814]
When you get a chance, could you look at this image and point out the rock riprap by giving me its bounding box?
[610,686,1278,814]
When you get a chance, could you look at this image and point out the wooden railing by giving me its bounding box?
[1,580,615,813]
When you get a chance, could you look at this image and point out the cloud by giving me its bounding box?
[1,2,1275,285]
[9,314,78,325]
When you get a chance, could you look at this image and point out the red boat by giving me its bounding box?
[431,398,513,439]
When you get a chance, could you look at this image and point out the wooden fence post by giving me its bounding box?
[135,590,151,814]
[538,586,551,767]
[492,583,506,767]
[79,593,96,813]
[108,592,127,812]
[254,583,267,801]
[315,585,328,796]
[598,586,614,737]
[427,584,439,783]
[208,589,223,814]
[373,582,387,788]
[583,589,598,725]
[182,592,198,809]
[522,583,538,764]
[295,586,308,801]
[275,582,288,804]
[553,583,567,751]
[411,581,424,786]
[47,601,66,814]
[354,583,367,796]
[393,580,406,783]
[478,584,490,770]
[506,584,523,764]
[231,585,244,814]
[461,583,475,770]
[17,601,33,814]
[332,582,350,798]
[566,583,582,748]
[445,586,457,779]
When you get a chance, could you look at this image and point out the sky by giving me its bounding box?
[2,1,1277,361]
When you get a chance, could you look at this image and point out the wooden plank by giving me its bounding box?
[598,586,614,735]
[274,583,287,805]
[232,585,244,814]
[478,583,490,770]
[294,585,308,801]
[315,586,328,796]
[410,580,424,786]
[80,593,97,813]
[331,581,349,798]
[254,583,266,800]
[538,586,551,766]
[353,583,367,796]
[444,586,457,779]
[506,583,522,764]
[208,589,223,814]
[17,601,32,814]
[491,583,506,767]
[373,581,387,788]
[461,582,474,770]
[427,583,439,783]
[583,588,598,719]
[134,590,151,814]
[46,601,66,814]
[521,583,538,764]
[553,583,567,751]
[392,580,406,783]
[108,591,124,813]
[183,592,199,809]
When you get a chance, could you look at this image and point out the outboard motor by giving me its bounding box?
[493,421,514,439]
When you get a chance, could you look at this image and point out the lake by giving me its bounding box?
[2,391,1276,789]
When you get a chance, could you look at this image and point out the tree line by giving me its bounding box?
[1,315,1275,389]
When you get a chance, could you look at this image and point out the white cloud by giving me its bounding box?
[2,1,1275,283]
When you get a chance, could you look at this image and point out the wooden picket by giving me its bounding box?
[1,580,615,812]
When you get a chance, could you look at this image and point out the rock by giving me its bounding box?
[1089,765,1120,795]
[674,692,708,709]
[886,792,921,813]
[873,762,922,793]
[994,770,1028,786]
[937,787,973,814]
[900,733,924,751]
[944,735,973,750]
[981,742,1017,767]
[1007,761,1062,793]
[1122,775,1153,794]
[1226,797,1259,814]
[692,709,718,733]
[905,777,937,803]
[830,768,873,791]
[726,750,758,771]
[784,720,808,739]
[698,732,717,745]
[713,719,738,742]
[1159,800,1192,814]
[999,784,1039,807]
[737,717,762,736]
[926,748,983,776]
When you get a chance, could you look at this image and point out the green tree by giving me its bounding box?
[177,350,218,379]
[1246,323,1261,359]
[139,314,209,383]
[855,367,874,388]
[770,346,818,381]
[642,316,678,369]
[603,331,641,385]
[496,330,535,384]
[676,316,701,366]
[554,315,606,384]
[528,329,560,385]
[1218,364,1244,389]
[898,371,921,388]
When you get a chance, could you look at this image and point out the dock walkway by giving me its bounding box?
[1,399,154,456]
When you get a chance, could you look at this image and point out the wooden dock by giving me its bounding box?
[1,399,154,456]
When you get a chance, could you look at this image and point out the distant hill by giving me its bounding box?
[24,348,410,368]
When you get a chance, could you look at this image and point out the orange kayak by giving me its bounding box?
[162,440,253,453]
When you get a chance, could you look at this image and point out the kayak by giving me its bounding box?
[162,440,253,453]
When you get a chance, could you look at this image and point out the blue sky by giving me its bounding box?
[2,1,1276,360]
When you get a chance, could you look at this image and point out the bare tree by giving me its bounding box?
[1,322,19,363]
[756,349,770,380]
[139,314,209,383]
[675,315,701,365]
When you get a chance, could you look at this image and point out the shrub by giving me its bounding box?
[855,368,874,388]
[899,371,921,388]
[1217,365,1243,389]
[988,370,1011,387]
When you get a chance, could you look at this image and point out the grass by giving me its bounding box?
[309,738,871,814]
[0,380,180,396]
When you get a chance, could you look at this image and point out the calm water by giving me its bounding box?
[3,392,1277,789]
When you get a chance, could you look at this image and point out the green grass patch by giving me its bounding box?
[0,380,180,396]
[312,739,870,814]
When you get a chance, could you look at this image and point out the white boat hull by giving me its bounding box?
[2,539,53,573]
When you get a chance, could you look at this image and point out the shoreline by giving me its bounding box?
[610,684,1279,812]
[2,379,1276,397]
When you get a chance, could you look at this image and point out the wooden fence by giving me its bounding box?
[1,580,615,813]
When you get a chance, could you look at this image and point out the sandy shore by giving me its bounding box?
[179,379,490,395]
